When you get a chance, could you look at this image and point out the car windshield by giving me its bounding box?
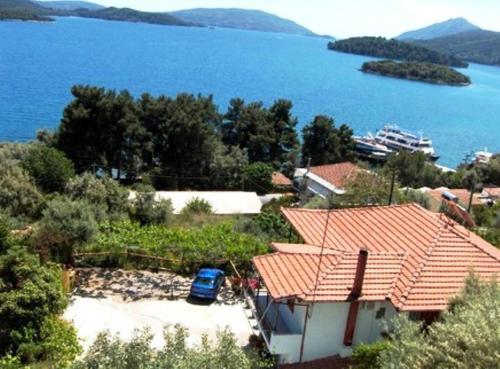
[195,276,214,286]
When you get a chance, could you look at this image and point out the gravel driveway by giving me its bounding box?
[64,268,255,350]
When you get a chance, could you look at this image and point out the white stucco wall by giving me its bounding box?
[354,301,396,345]
[300,301,396,363]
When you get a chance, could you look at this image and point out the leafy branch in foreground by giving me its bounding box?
[71,325,273,369]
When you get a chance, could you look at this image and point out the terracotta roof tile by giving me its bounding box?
[254,204,500,311]
[272,172,293,187]
[426,188,483,208]
[484,187,500,199]
[309,162,359,189]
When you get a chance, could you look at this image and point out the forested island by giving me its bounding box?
[361,60,471,86]
[0,0,52,21]
[328,36,468,68]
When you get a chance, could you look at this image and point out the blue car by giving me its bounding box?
[190,268,225,300]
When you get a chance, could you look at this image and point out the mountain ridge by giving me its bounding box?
[36,0,104,10]
[398,17,481,40]
[169,8,318,36]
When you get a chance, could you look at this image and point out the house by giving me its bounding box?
[128,191,262,215]
[272,172,293,190]
[294,162,360,198]
[420,187,484,212]
[251,204,500,365]
[484,187,500,202]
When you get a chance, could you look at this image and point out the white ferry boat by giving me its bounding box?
[373,125,439,161]
[354,134,393,161]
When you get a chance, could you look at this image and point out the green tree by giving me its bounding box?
[301,115,355,166]
[66,173,128,221]
[56,85,148,177]
[0,167,43,220]
[0,247,67,361]
[399,189,431,209]
[341,171,394,206]
[129,186,174,226]
[242,163,274,195]
[222,99,298,166]
[379,275,500,369]
[22,145,75,193]
[209,143,248,190]
[33,197,98,264]
[40,316,82,369]
[139,93,221,189]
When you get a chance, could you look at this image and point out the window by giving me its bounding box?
[287,299,295,313]
[376,307,386,319]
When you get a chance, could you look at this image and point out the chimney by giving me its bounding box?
[350,248,368,300]
[343,248,369,347]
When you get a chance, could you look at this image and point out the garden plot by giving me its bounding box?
[64,268,255,350]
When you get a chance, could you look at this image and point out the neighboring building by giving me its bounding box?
[251,204,500,365]
[484,187,500,202]
[128,191,262,215]
[294,162,360,198]
[272,172,293,190]
[421,187,484,212]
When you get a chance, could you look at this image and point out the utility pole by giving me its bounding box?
[467,179,475,213]
[388,166,397,206]
[300,157,312,205]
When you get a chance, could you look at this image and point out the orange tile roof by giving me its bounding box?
[272,172,293,187]
[253,204,500,311]
[427,188,483,207]
[484,187,500,198]
[308,162,359,189]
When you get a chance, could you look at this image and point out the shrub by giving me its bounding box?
[379,274,500,369]
[353,341,390,369]
[40,316,82,369]
[33,197,98,264]
[181,197,213,215]
[22,145,75,193]
[66,173,128,221]
[0,247,67,361]
[71,326,272,369]
[129,188,174,226]
[0,167,43,220]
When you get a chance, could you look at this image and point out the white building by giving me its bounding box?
[129,191,262,215]
[251,205,500,367]
[294,162,360,198]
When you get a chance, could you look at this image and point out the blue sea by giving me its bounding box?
[1,17,500,167]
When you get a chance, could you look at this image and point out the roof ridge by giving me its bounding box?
[397,223,446,309]
[281,203,422,214]
[398,222,448,308]
[306,253,345,296]
[386,252,409,303]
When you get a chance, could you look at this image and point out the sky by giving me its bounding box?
[52,0,500,37]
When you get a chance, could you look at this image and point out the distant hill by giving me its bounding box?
[71,7,190,27]
[36,0,104,10]
[328,36,468,68]
[0,0,52,21]
[169,8,317,36]
[398,17,481,40]
[414,30,500,66]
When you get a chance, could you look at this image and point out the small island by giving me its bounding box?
[328,36,468,68]
[361,60,471,86]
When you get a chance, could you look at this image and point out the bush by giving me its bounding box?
[0,247,67,361]
[129,188,174,226]
[181,197,213,215]
[33,197,98,264]
[353,341,390,369]
[66,173,128,221]
[40,316,82,369]
[0,167,43,220]
[22,145,75,193]
[379,274,500,369]
[71,326,272,369]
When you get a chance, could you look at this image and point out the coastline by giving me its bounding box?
[360,69,472,87]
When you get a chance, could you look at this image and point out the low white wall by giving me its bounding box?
[354,301,396,345]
